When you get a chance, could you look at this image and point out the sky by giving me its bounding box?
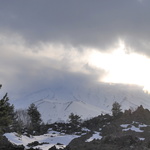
[1,0,150,99]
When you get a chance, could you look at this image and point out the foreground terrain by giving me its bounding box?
[3,105,150,150]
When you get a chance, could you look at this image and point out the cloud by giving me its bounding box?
[0,32,106,99]
[0,0,150,56]
[137,0,146,3]
[1,0,150,99]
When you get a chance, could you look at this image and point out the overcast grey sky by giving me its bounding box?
[1,0,150,99]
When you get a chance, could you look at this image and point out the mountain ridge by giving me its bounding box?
[12,82,150,123]
[34,99,107,123]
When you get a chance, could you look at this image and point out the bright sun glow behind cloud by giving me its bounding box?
[88,40,150,93]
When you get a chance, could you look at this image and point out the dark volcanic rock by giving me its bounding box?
[0,135,24,150]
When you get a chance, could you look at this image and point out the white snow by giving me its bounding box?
[35,100,106,123]
[121,124,144,133]
[86,132,102,142]
[122,126,143,132]
[139,124,148,128]
[4,131,80,150]
[120,124,130,128]
[121,122,149,133]
[13,83,150,123]
[82,127,91,132]
[139,138,145,141]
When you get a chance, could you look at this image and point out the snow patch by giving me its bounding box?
[121,123,146,133]
[86,132,102,142]
[4,131,80,150]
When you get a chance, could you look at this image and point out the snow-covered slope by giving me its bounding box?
[13,82,150,123]
[4,131,80,150]
[35,100,107,123]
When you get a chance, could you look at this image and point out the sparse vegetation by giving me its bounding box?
[27,103,42,135]
[2,84,150,149]
[0,87,15,134]
[111,101,122,117]
[27,141,49,148]
[69,113,82,125]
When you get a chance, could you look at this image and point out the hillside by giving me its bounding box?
[4,105,150,150]
[12,83,150,123]
[34,100,107,123]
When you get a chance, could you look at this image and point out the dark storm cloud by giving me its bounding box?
[0,0,150,54]
[0,34,106,98]
[2,56,105,99]
[1,0,150,99]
